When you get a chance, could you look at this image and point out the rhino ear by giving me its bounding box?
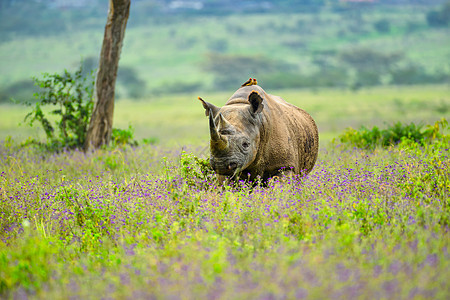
[198,97,220,117]
[248,90,264,114]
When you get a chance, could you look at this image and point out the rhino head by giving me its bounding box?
[198,90,264,178]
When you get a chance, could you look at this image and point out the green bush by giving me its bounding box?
[22,63,144,151]
[111,125,138,147]
[24,65,95,151]
[179,151,216,188]
[338,119,448,149]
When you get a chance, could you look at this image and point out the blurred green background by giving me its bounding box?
[0,0,449,145]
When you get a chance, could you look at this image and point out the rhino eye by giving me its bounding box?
[242,141,250,149]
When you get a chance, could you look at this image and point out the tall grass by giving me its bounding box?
[0,127,448,298]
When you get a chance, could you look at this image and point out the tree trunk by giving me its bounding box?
[84,0,130,151]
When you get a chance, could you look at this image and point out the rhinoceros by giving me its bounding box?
[198,79,318,183]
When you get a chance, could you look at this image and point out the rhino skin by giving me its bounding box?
[199,84,318,183]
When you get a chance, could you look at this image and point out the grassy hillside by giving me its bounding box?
[1,5,449,100]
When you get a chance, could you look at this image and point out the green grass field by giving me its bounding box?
[1,84,448,148]
[1,82,449,298]
[1,113,448,298]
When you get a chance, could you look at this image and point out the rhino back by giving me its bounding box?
[258,93,319,175]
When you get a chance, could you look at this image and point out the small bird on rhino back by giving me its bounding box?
[198,78,319,184]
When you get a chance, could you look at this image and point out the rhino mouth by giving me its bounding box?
[211,159,243,177]
[216,164,241,177]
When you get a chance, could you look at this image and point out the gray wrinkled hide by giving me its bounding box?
[201,85,319,183]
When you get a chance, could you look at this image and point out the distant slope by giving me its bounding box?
[0,3,449,101]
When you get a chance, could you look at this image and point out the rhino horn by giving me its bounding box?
[217,113,232,132]
[198,97,220,117]
[209,109,228,149]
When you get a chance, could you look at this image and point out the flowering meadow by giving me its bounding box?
[0,132,449,299]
